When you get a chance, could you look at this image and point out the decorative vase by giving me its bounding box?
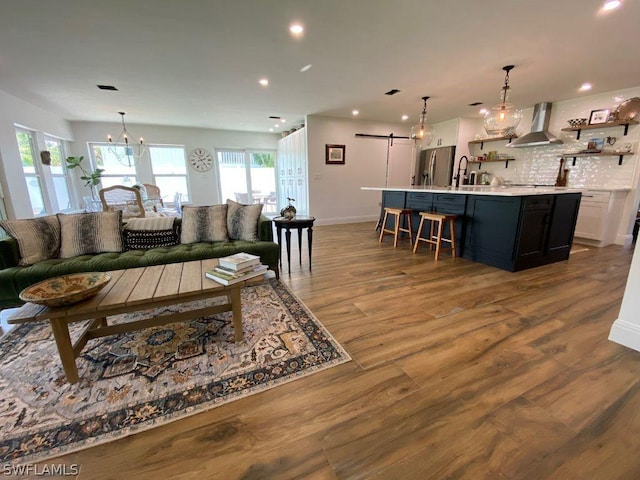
[280,197,296,219]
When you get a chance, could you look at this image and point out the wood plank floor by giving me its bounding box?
[45,222,640,479]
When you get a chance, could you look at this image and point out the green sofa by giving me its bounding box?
[0,216,279,310]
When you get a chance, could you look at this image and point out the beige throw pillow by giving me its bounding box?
[58,211,124,258]
[0,215,61,266]
[180,205,229,244]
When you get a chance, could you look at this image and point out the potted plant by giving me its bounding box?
[65,156,104,199]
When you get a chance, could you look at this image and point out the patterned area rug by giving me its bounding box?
[0,279,350,464]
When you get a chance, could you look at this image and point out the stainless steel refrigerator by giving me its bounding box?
[413,146,456,187]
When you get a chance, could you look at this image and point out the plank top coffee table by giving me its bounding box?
[8,259,268,384]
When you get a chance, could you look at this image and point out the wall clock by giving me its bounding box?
[188,148,213,172]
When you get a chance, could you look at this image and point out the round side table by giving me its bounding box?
[273,216,316,274]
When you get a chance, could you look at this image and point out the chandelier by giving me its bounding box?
[483,65,523,137]
[107,112,146,167]
[410,96,434,148]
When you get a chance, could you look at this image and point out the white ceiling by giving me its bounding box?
[0,0,638,134]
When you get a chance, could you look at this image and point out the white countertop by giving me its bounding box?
[361,185,584,197]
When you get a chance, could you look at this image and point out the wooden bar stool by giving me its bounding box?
[413,212,457,260]
[379,207,413,248]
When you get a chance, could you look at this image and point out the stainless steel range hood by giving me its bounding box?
[506,102,563,148]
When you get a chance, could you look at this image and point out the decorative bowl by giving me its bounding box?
[19,272,112,307]
[567,118,587,128]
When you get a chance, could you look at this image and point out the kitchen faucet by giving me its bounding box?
[454,155,469,187]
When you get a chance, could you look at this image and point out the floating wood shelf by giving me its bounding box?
[469,158,515,168]
[560,151,635,166]
[468,135,518,150]
[561,120,638,139]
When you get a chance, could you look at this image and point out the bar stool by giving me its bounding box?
[379,207,413,248]
[413,212,457,260]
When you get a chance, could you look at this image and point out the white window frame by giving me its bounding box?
[15,127,50,216]
[43,135,74,212]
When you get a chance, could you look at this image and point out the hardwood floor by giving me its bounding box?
[50,222,639,479]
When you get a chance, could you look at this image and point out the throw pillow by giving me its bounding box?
[58,211,124,258]
[226,199,263,241]
[0,215,61,266]
[180,204,228,244]
[123,229,179,250]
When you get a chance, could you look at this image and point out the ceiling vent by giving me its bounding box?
[385,89,401,96]
[97,85,118,91]
[468,102,483,106]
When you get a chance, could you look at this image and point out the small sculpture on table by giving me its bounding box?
[280,197,297,220]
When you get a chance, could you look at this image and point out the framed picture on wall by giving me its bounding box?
[325,144,346,164]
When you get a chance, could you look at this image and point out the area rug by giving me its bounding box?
[0,279,350,464]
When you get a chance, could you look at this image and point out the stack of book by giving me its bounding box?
[205,252,269,286]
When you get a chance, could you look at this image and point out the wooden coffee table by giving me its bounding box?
[8,260,267,384]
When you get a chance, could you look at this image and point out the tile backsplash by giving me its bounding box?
[467,87,640,188]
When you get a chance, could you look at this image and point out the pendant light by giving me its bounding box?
[410,96,434,147]
[107,112,146,167]
[483,65,523,137]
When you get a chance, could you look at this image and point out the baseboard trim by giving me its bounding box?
[313,215,378,226]
[609,319,640,352]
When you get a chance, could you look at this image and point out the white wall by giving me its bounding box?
[306,115,413,225]
[69,122,279,207]
[609,238,640,351]
[0,89,73,219]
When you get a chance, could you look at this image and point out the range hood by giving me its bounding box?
[506,102,563,148]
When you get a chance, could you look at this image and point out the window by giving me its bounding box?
[216,150,277,213]
[44,136,72,211]
[90,143,137,187]
[149,146,190,204]
[15,128,46,216]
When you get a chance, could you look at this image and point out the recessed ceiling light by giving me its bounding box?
[479,108,489,115]
[259,78,269,87]
[352,110,359,116]
[281,119,287,123]
[402,115,409,121]
[602,0,622,11]
[289,23,304,37]
[274,124,279,128]
[300,64,312,72]
[579,83,592,92]
[269,128,274,132]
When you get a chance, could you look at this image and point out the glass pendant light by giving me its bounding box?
[483,65,523,137]
[410,96,434,148]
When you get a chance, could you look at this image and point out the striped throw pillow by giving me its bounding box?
[0,215,61,266]
[58,211,124,258]
[180,205,228,244]
[226,199,263,241]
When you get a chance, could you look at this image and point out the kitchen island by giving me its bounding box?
[362,185,583,272]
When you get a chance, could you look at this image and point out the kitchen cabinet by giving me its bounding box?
[406,192,433,238]
[371,187,582,272]
[464,193,582,272]
[574,190,628,246]
[432,194,467,256]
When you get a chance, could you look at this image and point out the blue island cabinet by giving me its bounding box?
[463,193,581,272]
